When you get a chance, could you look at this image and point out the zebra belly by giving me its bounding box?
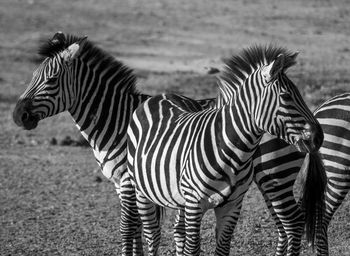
[180,170,234,210]
[133,159,186,209]
[179,158,249,211]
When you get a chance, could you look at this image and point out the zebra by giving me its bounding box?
[248,93,350,256]
[12,32,147,254]
[310,93,350,255]
[126,45,325,256]
[11,32,330,255]
[12,32,217,256]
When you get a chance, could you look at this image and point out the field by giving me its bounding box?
[1,0,350,255]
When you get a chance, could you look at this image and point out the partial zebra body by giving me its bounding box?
[126,45,324,256]
[129,93,251,210]
[313,93,350,255]
[253,134,308,256]
[248,93,350,256]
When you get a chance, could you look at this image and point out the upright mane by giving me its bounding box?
[37,33,139,94]
[217,45,297,105]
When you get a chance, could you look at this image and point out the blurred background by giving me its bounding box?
[1,0,350,255]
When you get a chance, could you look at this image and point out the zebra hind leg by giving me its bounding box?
[258,189,288,256]
[277,203,303,256]
[174,209,186,255]
[316,178,350,255]
[268,190,304,256]
[136,192,162,256]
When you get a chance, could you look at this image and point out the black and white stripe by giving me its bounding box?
[312,93,350,255]
[12,32,216,256]
[251,93,350,256]
[13,34,330,256]
[126,45,324,256]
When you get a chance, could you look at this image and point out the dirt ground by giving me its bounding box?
[1,0,350,255]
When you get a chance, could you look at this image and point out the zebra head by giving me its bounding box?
[13,32,87,130]
[256,51,323,153]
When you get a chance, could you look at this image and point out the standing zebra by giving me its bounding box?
[126,45,325,256]
[11,32,330,256]
[12,32,148,254]
[311,93,350,255]
[12,32,216,255]
[248,93,350,256]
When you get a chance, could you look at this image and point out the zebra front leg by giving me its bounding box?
[119,172,143,256]
[114,176,144,256]
[183,196,204,256]
[136,191,162,256]
[174,209,186,255]
[132,220,144,256]
[214,199,242,256]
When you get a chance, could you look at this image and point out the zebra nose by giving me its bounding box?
[13,98,32,127]
[21,111,30,123]
[301,123,313,140]
[303,122,323,151]
[312,123,324,150]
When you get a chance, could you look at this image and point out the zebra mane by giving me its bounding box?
[217,44,297,104]
[38,33,139,94]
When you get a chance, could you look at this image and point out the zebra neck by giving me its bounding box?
[216,103,262,164]
[70,87,147,178]
[70,88,137,146]
[68,57,137,147]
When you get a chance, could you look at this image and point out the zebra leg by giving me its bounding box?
[256,185,288,256]
[136,192,161,256]
[213,196,244,256]
[132,221,144,256]
[271,192,304,256]
[174,209,186,255]
[316,178,350,256]
[183,196,203,256]
[113,175,144,256]
[119,172,143,256]
[256,178,303,256]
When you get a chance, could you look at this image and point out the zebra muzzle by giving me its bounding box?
[301,129,311,140]
[13,98,39,130]
[296,123,323,153]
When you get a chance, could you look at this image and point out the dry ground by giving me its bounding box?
[1,0,350,255]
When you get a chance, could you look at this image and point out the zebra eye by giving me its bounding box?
[46,77,57,84]
[281,92,293,101]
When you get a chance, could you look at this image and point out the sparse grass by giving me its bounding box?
[1,0,350,255]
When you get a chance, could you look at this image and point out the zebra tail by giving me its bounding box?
[300,152,327,249]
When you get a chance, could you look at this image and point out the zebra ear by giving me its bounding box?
[51,31,65,44]
[263,54,285,82]
[61,36,88,63]
[285,51,299,70]
[290,51,299,61]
